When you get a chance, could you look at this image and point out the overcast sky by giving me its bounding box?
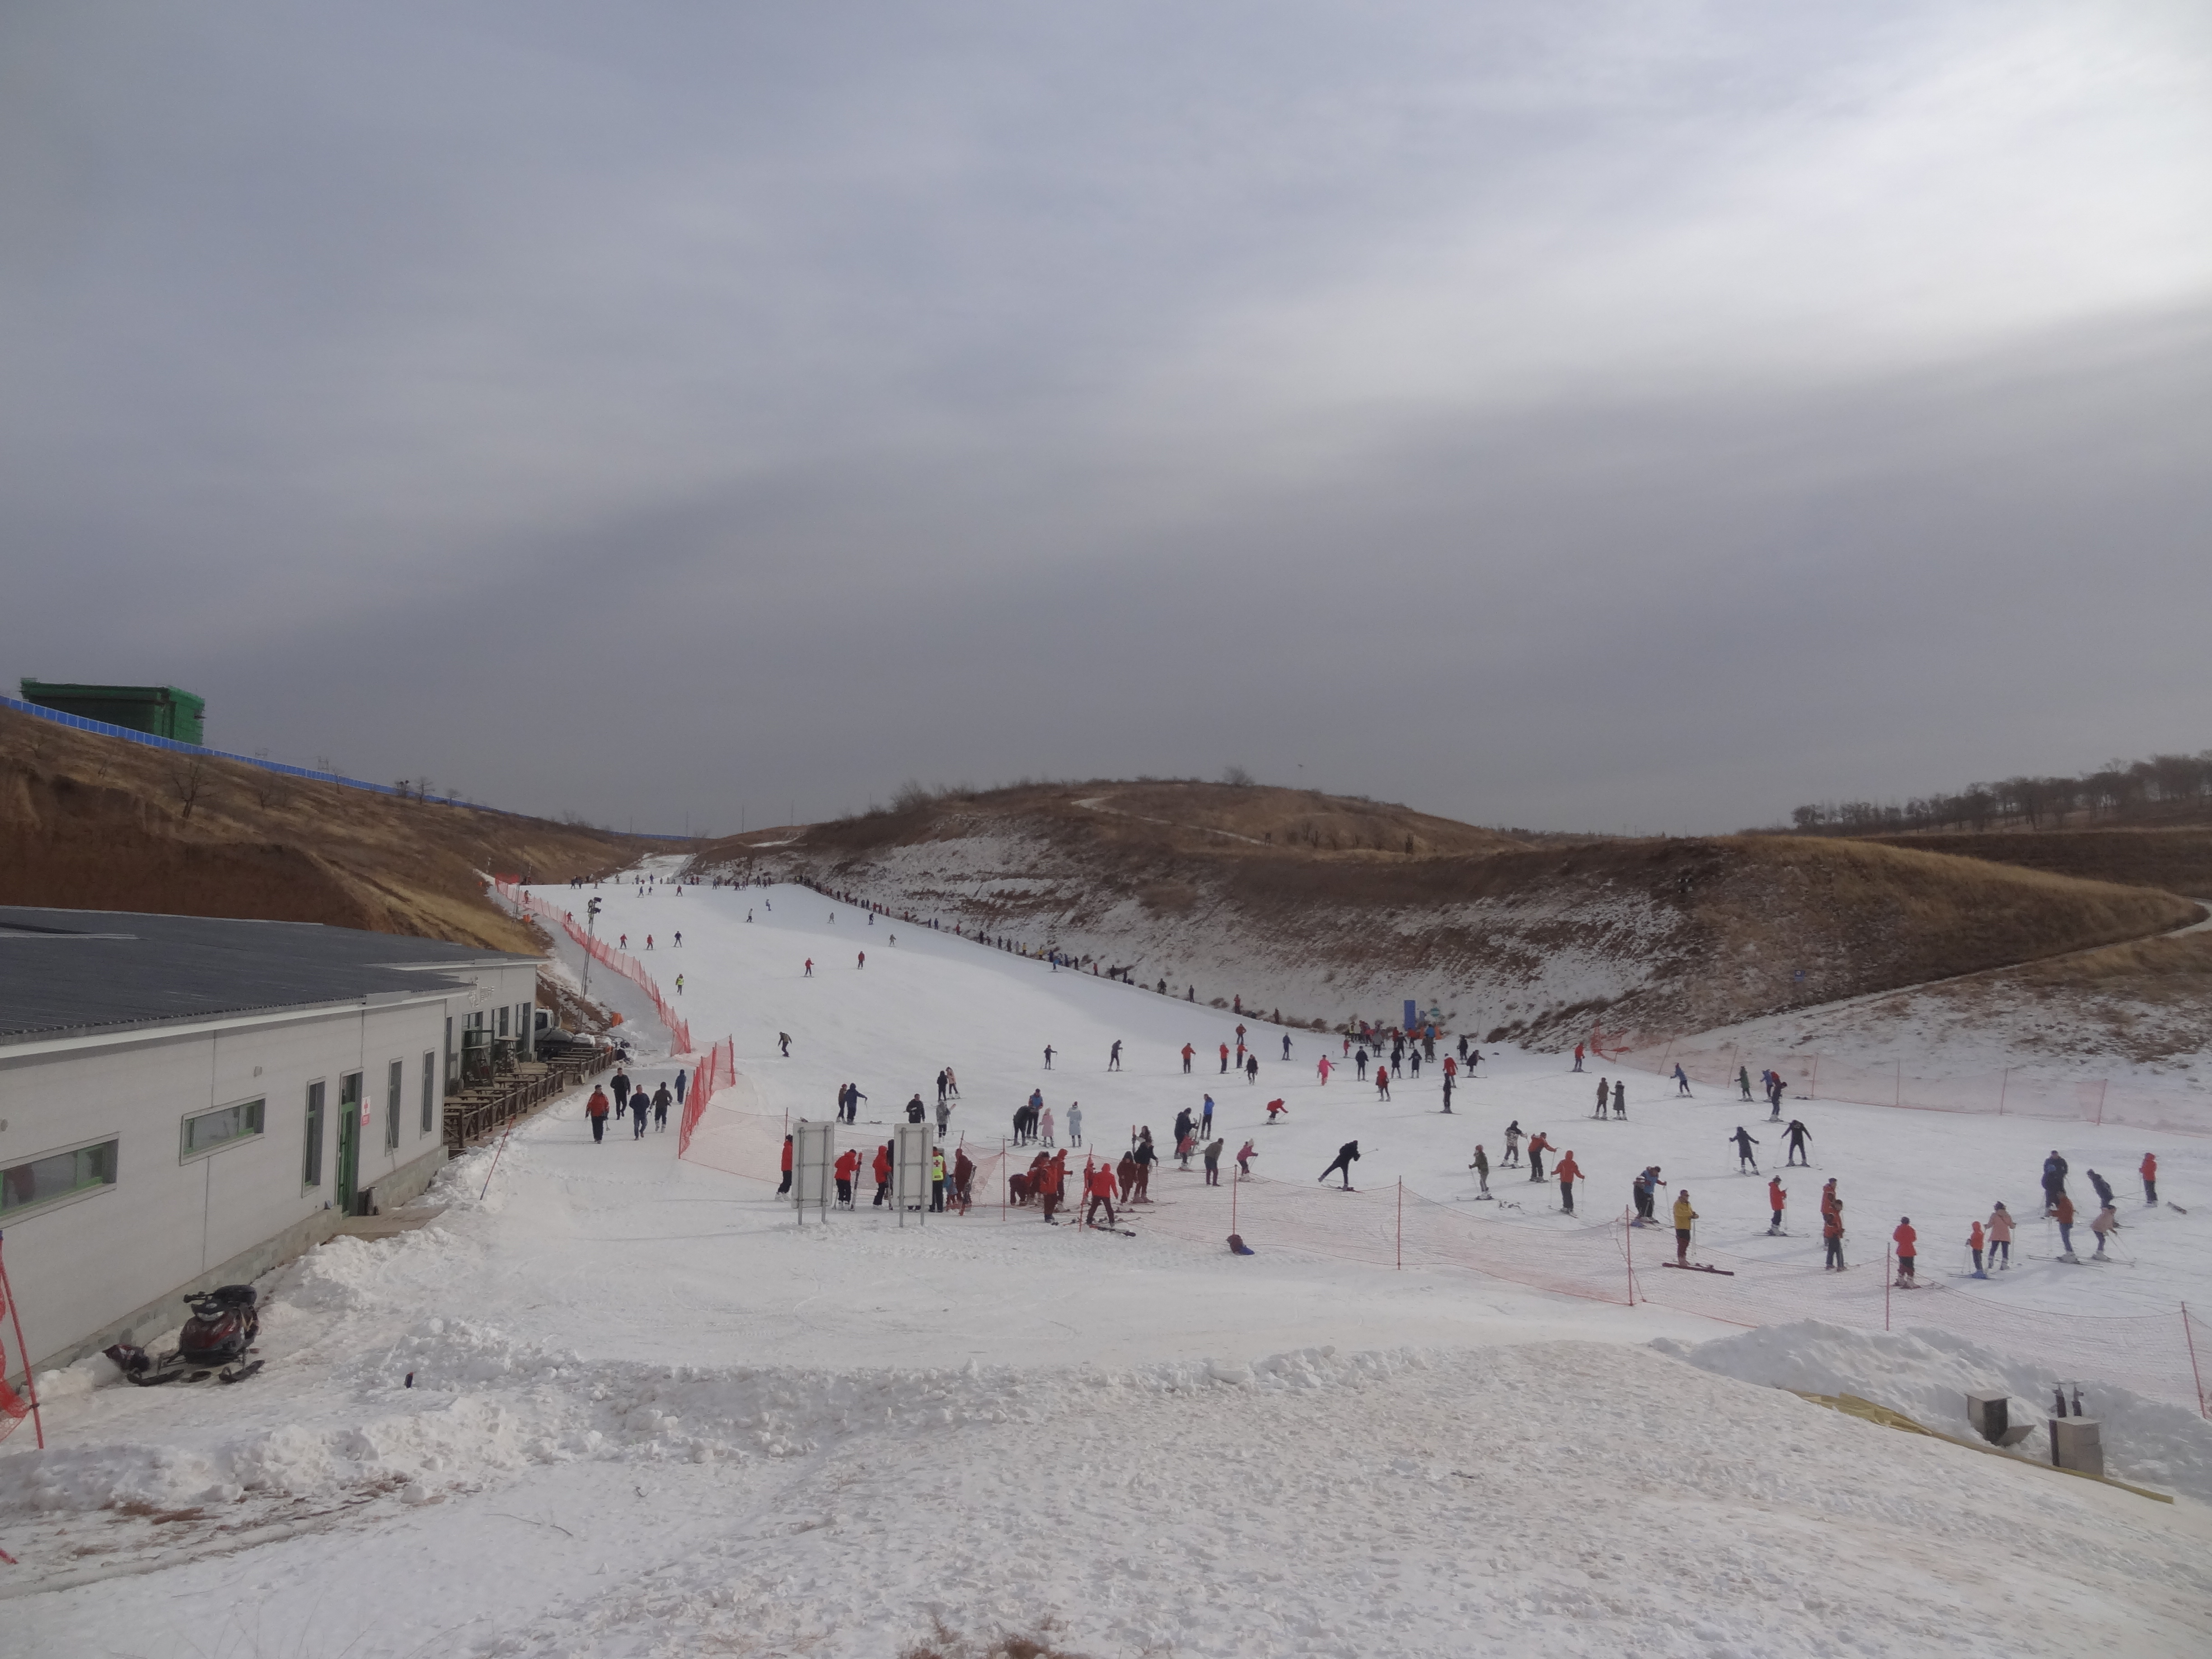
[5,2,2208,836]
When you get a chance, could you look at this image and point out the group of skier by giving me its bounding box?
[583,1063,685,1142]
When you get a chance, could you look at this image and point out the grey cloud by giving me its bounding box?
[3,2,2208,834]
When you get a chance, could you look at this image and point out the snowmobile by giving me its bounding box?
[104,1285,263,1386]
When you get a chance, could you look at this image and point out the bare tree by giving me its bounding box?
[1219,764,1255,787]
[166,756,212,821]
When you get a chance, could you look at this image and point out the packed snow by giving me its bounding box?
[4,875,2209,1656]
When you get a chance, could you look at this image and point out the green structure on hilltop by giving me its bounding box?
[19,680,206,744]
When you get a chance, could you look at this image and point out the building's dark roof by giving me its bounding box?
[0,908,539,1045]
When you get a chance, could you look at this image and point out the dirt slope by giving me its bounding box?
[689,782,2199,1044]
[0,705,652,952]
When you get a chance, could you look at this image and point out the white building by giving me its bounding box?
[0,908,541,1372]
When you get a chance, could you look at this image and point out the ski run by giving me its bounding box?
[5,873,2212,1657]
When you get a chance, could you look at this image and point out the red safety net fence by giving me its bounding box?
[493,879,692,1055]
[1591,1025,2212,1137]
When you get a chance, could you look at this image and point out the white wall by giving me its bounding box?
[0,966,495,1372]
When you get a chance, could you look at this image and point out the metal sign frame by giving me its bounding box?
[892,1122,932,1226]
[793,1118,837,1223]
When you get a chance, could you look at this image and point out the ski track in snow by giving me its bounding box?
[5,874,2211,1657]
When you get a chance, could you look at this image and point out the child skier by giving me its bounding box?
[1502,1122,1523,1167]
[1968,1218,1987,1278]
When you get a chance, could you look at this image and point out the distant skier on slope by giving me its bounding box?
[1767,1176,1786,1235]
[1892,1218,1917,1285]
[1527,1131,1551,1182]
[1319,1140,1361,1190]
[1469,1144,1490,1196]
[1737,1065,1753,1101]
[1673,1064,1691,1097]
[1593,1078,1609,1119]
[1612,1081,1626,1119]
[1246,1054,1260,1084]
[1730,1127,1760,1173]
[1109,1040,1124,1072]
[1555,1150,1582,1214]
[1236,1139,1256,1178]
[1374,1065,1390,1101]
[1783,1120,1812,1166]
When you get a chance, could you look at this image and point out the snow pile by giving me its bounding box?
[1657,1319,2212,1503]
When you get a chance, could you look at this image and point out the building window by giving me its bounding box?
[304,1080,326,1187]
[182,1098,264,1161]
[385,1060,403,1153]
[1,1137,120,1218]
[444,1016,455,1090]
[497,1004,510,1038]
[421,1051,436,1135]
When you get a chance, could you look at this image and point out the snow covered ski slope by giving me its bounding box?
[5,876,2210,1657]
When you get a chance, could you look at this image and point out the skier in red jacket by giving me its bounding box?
[1892,1218,1917,1285]
[872,1143,893,1207]
[1555,1151,1582,1214]
[776,1132,793,1193]
[1527,1131,1553,1182]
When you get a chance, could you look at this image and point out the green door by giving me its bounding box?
[337,1071,362,1215]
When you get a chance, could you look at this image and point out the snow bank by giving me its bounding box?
[1656,1319,2212,1504]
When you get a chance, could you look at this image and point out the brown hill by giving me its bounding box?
[1865,827,2212,898]
[0,704,651,953]
[689,781,2200,1044]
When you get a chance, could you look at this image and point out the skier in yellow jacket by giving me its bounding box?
[1672,1190,1698,1265]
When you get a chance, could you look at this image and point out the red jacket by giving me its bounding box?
[1893,1222,1917,1257]
[780,1137,792,1171]
[588,1089,610,1119]
[1768,1179,1785,1209]
[873,1147,892,1182]
[1528,1133,1553,1156]
[1555,1154,1581,1184]
[834,1149,860,1181]
[2143,1153,2157,1180]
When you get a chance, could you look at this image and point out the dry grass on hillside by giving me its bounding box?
[700,779,2204,1039]
[1868,828,2212,898]
[0,706,650,949]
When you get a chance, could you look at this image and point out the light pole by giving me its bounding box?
[583,896,602,998]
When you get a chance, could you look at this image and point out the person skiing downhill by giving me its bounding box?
[778,1032,792,1057]
[1084,1158,1118,1228]
[2091,1204,2118,1258]
[1555,1150,1582,1214]
[1672,1064,1692,1097]
[1044,1046,1055,1070]
[1767,1176,1786,1235]
[1783,1120,1812,1166]
[1730,1127,1760,1172]
[1612,1081,1625,1120]
[1236,1139,1256,1177]
[1502,1121,1523,1167]
[1281,1033,1292,1060]
[1375,1066,1391,1101]
[1246,1054,1260,1084]
[1319,1140,1361,1190]
[1109,1040,1123,1071]
[1526,1131,1551,1182]
[1265,1097,1288,1123]
[1317,1055,1333,1084]
[1469,1144,1490,1195]
[1673,1190,1698,1265]
[1968,1218,1987,1278]
[1737,1065,1753,1101]
[2087,1168,2115,1212]
[803,959,812,977]
[1573,1043,1585,1072]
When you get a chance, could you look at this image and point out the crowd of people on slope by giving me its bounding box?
[582,1056,688,1143]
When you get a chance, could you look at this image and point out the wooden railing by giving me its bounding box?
[442,1045,613,1154]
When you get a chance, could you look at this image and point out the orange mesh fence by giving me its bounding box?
[496,880,693,1054]
[1599,1030,2212,1137]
